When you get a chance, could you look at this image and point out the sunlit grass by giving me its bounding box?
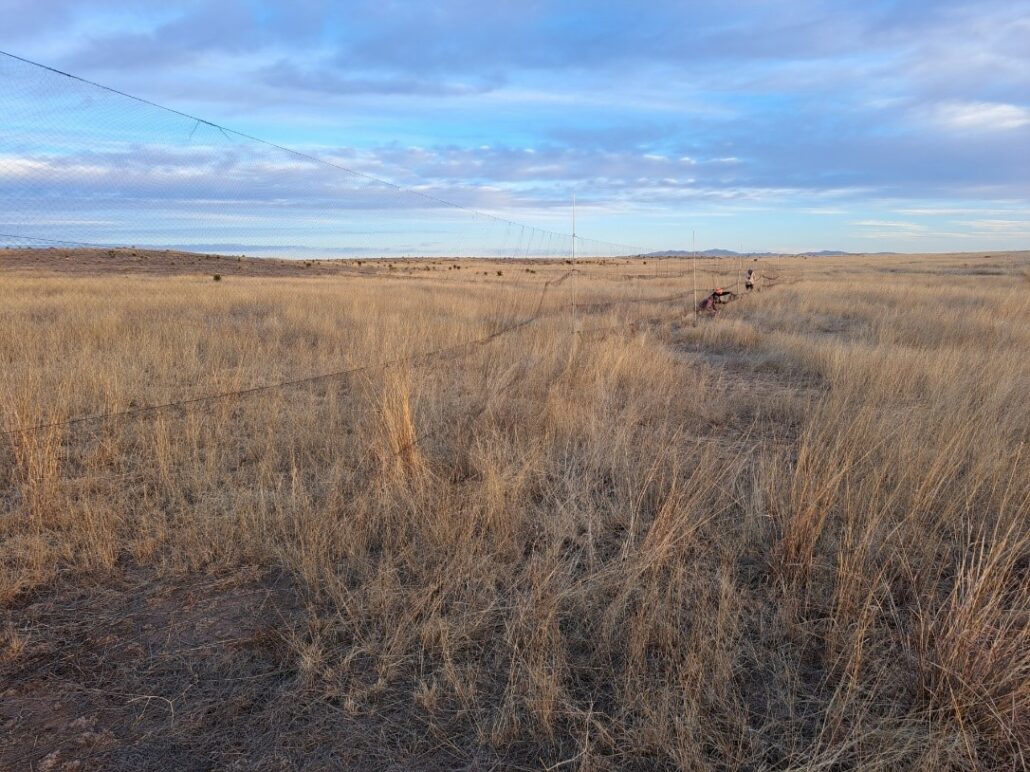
[1,251,1027,768]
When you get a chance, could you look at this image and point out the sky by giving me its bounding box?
[1,0,1028,255]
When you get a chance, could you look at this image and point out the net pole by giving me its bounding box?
[571,193,577,336]
[692,230,698,324]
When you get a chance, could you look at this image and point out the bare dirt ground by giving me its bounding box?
[3,571,492,770]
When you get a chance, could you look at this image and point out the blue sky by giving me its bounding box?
[1,0,1028,255]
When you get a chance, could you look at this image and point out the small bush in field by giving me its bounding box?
[212,274,221,281]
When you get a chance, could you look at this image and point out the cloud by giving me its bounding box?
[259,60,501,97]
[967,218,1030,230]
[853,220,925,230]
[962,218,1030,238]
[0,0,86,38]
[896,206,1025,216]
[929,101,1030,131]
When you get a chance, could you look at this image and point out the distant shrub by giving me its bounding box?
[213,274,222,281]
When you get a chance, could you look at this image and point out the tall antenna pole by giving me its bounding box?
[571,193,577,336]
[692,229,698,324]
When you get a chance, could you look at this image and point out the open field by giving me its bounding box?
[2,249,1028,770]
[0,247,577,278]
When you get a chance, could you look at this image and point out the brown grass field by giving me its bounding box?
[1,248,1028,770]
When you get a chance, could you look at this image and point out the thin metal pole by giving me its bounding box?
[572,194,576,262]
[571,194,576,336]
[692,230,698,324]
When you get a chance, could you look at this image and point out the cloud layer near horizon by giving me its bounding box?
[1,0,1028,252]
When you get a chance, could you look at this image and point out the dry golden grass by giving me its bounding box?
[1,250,1028,769]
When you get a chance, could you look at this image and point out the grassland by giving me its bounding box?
[1,249,1028,770]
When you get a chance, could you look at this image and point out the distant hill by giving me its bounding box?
[645,249,747,257]
[645,249,855,257]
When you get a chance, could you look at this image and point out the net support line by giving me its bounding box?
[0,49,654,259]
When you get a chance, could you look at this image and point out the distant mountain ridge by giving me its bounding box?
[645,249,854,257]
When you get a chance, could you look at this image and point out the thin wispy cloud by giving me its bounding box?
[853,220,926,230]
[929,101,1030,131]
